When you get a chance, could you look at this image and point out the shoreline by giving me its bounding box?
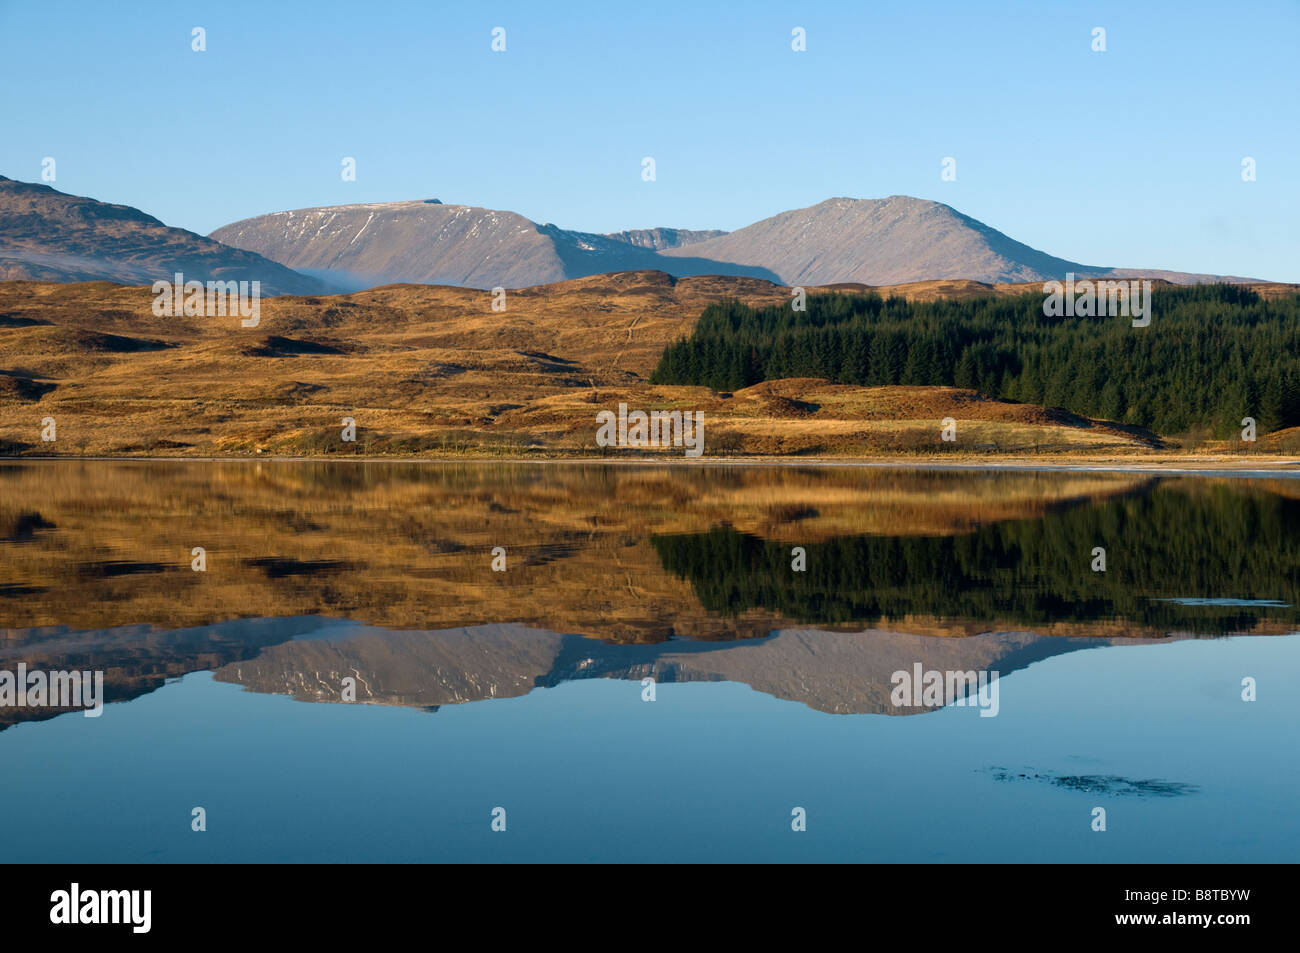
[4,453,1300,476]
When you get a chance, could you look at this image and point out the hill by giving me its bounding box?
[0,176,327,296]
[0,271,1176,458]
[651,284,1300,437]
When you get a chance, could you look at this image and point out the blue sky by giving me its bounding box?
[2,0,1297,279]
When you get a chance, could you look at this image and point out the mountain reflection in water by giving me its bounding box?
[2,461,1298,725]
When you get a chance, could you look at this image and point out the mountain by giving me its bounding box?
[212,194,1257,291]
[210,200,778,291]
[0,614,1200,729]
[0,176,327,295]
[211,622,1146,716]
[603,226,727,250]
[659,195,1256,286]
[3,175,1256,294]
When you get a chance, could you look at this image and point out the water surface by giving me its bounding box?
[0,461,1296,861]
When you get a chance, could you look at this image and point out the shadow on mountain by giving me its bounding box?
[543,228,784,285]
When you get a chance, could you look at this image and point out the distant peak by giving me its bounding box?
[811,195,937,210]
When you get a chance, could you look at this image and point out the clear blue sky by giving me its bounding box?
[2,0,1297,279]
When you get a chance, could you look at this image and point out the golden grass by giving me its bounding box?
[0,273,1295,461]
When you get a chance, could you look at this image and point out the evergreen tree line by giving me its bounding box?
[649,284,1300,435]
[651,482,1300,632]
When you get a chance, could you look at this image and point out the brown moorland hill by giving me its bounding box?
[2,270,1293,459]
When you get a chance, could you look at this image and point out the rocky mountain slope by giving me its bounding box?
[659,195,1255,286]
[0,176,327,296]
[211,194,1256,290]
[210,201,777,290]
[603,226,726,250]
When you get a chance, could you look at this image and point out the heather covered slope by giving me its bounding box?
[0,271,1174,458]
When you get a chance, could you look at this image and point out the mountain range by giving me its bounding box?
[210,199,781,290]
[0,175,1259,294]
[0,176,325,295]
[211,193,1258,290]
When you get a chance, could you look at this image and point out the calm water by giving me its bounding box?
[0,461,1297,862]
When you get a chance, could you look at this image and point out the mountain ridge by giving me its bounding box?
[0,176,328,296]
[659,195,1257,286]
[211,199,780,291]
[212,192,1260,290]
[0,175,1264,294]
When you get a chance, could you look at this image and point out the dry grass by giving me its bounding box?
[0,272,1295,461]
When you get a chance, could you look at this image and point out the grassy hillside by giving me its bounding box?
[0,272,1186,458]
